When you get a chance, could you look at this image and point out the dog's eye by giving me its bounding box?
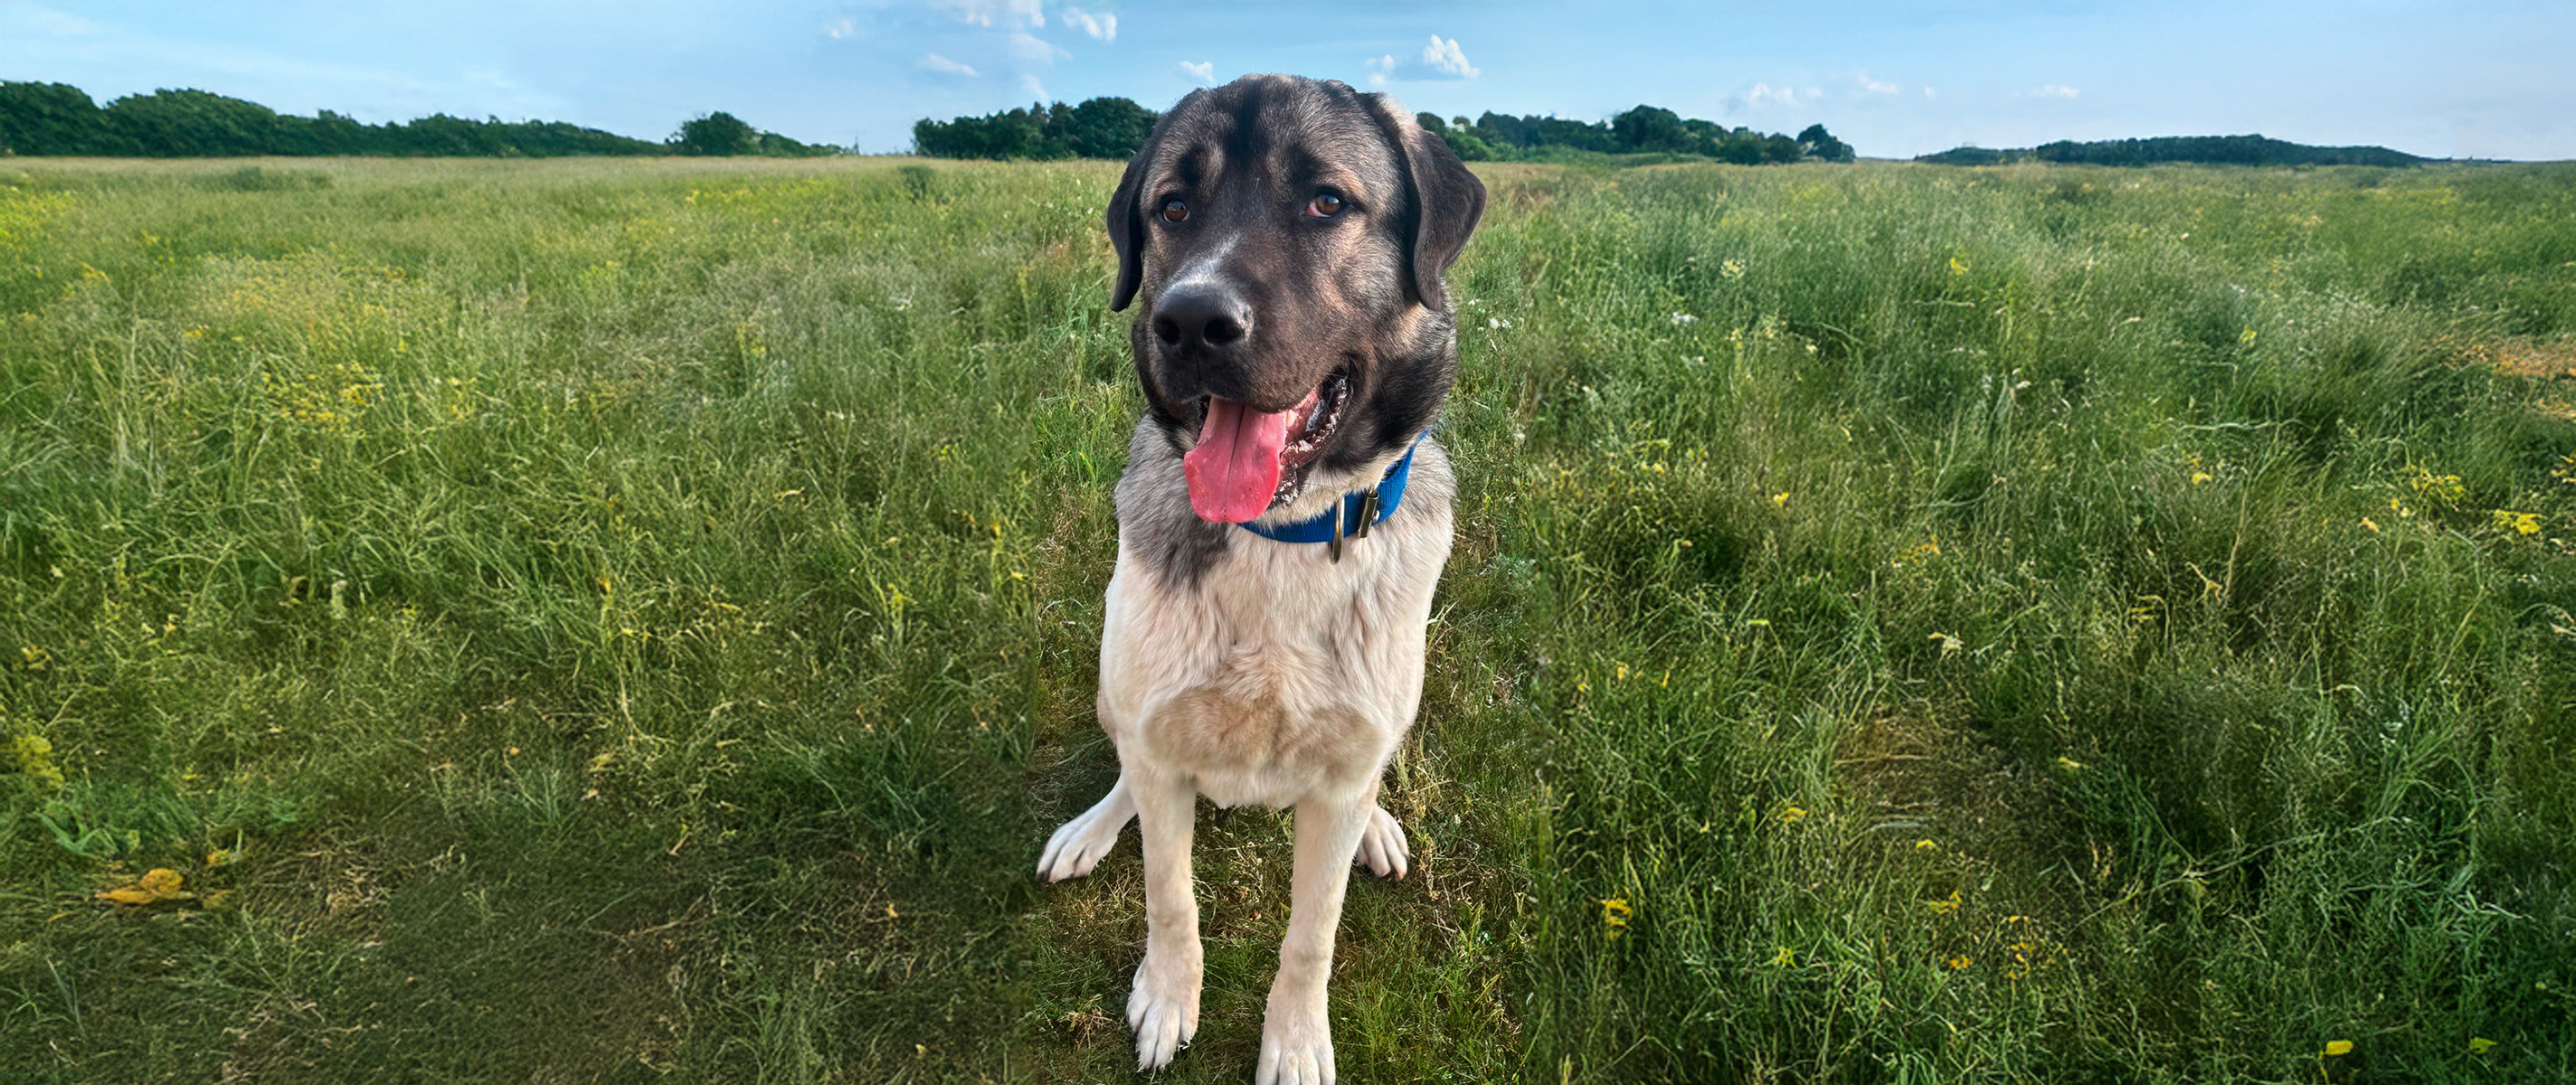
[1160,197,1189,223]
[1306,191,1346,218]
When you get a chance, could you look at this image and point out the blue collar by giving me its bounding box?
[1239,432,1425,560]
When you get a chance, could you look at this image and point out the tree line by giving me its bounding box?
[914,98,1855,165]
[1918,135,2426,168]
[911,98,1160,161]
[1428,108,1852,164]
[0,81,836,157]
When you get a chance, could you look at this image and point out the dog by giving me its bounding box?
[1035,74,1484,1083]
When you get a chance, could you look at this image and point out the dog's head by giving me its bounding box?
[1106,74,1484,524]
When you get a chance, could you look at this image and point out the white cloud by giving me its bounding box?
[1007,31,1067,64]
[1366,53,1396,88]
[1858,75,1899,94]
[1061,6,1115,42]
[1179,60,1216,85]
[2036,84,2079,99]
[936,0,1042,30]
[1924,86,1937,98]
[919,53,978,77]
[1021,72,1049,99]
[825,16,855,40]
[1745,82,1814,108]
[1421,35,1479,79]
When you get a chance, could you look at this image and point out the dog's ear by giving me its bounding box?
[1365,99,1486,312]
[1400,124,1485,313]
[1105,136,1153,313]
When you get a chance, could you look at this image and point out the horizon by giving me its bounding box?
[4,1,2571,162]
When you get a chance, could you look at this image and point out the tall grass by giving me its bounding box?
[1,156,2569,1082]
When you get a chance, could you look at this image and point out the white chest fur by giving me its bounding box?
[1096,494,1453,810]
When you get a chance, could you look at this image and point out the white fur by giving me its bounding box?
[1161,231,1245,298]
[1040,443,1450,1081]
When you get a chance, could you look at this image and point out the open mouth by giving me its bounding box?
[1180,370,1351,524]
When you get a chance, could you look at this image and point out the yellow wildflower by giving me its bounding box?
[2491,510,2541,536]
[98,868,194,906]
[5,733,65,788]
[2323,1040,2353,1057]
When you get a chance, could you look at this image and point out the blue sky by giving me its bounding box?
[5,1,2571,160]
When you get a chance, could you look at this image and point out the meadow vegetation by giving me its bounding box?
[1,155,2571,1082]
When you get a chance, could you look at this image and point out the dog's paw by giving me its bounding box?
[1127,949,1202,1071]
[1352,803,1411,880]
[1037,792,1133,882]
[1255,995,1335,1085]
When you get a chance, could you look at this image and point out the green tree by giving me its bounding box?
[914,98,1156,161]
[676,111,759,156]
[101,89,279,156]
[0,81,107,155]
[1797,123,1855,163]
[1061,97,1155,159]
[1437,127,1498,161]
[1612,105,1690,153]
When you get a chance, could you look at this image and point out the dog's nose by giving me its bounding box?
[1152,283,1251,353]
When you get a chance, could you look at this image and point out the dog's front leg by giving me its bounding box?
[1126,769,1202,1071]
[1037,775,1134,882]
[1256,788,1374,1085]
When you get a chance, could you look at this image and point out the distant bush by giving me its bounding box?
[663,111,835,157]
[2034,135,2425,167]
[1916,146,2016,166]
[0,80,837,158]
[194,165,333,192]
[1918,135,2429,168]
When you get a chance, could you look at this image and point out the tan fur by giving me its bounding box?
[1145,689,1378,796]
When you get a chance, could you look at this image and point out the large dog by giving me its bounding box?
[1036,75,1483,1082]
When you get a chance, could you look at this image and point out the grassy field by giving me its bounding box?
[1,154,2571,1083]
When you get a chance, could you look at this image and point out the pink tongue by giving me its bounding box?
[1182,397,1292,524]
